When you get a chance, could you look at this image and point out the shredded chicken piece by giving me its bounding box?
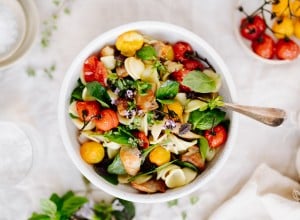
[181,146,205,170]
[131,179,167,193]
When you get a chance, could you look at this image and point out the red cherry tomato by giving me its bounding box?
[240,15,266,40]
[251,33,276,59]
[76,101,101,122]
[95,109,119,131]
[170,69,191,92]
[172,41,193,62]
[204,125,227,149]
[276,38,299,60]
[133,131,150,149]
[83,55,108,87]
[182,59,204,70]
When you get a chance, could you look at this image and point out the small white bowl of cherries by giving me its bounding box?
[235,0,300,64]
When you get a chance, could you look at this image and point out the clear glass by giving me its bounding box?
[0,121,33,188]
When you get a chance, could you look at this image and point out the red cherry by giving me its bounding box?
[276,38,299,60]
[251,33,276,59]
[240,15,266,40]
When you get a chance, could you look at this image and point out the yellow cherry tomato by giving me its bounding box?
[80,141,105,164]
[294,19,300,39]
[291,0,300,17]
[272,16,294,39]
[272,0,290,17]
[149,146,171,166]
[164,101,183,122]
[115,31,144,57]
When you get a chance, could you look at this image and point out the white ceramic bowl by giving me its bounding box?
[234,0,300,64]
[0,0,39,70]
[58,21,238,203]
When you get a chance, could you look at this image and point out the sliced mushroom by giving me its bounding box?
[131,179,167,193]
[180,146,205,170]
[119,146,141,176]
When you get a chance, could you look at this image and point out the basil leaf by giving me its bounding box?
[49,193,63,211]
[86,82,111,108]
[40,199,57,217]
[94,202,113,219]
[136,45,157,60]
[188,109,226,130]
[156,80,179,101]
[28,213,51,220]
[61,196,88,218]
[108,153,127,175]
[104,131,132,145]
[182,70,220,93]
[112,198,135,220]
[199,137,209,160]
[70,79,84,102]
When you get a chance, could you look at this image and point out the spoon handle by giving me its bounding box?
[223,103,286,127]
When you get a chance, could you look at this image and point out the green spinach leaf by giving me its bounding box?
[86,81,111,107]
[182,70,220,93]
[188,109,226,130]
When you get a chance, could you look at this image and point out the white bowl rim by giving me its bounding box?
[58,20,239,203]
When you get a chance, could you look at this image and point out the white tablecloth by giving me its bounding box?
[1,0,300,219]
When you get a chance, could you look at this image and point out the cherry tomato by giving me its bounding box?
[83,55,108,87]
[240,15,266,40]
[170,69,191,92]
[182,59,204,70]
[149,146,171,166]
[133,131,149,149]
[204,125,227,149]
[95,109,119,131]
[251,33,276,59]
[80,141,105,164]
[276,38,299,60]
[172,41,193,62]
[76,101,101,122]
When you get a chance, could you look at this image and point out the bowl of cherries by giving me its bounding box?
[235,0,300,64]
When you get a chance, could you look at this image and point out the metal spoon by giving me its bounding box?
[223,102,286,127]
